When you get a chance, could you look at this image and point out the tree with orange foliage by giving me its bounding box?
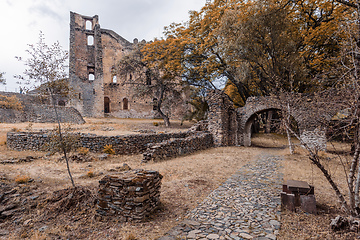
[117,41,187,127]
[144,0,349,106]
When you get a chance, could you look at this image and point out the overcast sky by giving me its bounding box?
[0,0,206,92]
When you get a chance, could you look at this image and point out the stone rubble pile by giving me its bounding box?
[96,169,162,221]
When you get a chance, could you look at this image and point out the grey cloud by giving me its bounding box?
[28,3,63,21]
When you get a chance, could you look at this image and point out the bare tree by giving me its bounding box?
[16,32,75,187]
[0,72,5,85]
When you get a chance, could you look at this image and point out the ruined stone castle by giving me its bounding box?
[69,12,188,118]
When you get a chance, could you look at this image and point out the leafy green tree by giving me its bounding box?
[16,32,75,187]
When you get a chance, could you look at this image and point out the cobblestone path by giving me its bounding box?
[158,154,283,240]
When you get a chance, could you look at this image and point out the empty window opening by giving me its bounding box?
[87,35,94,46]
[153,98,158,111]
[58,100,66,106]
[93,89,96,94]
[129,74,133,80]
[89,73,95,81]
[104,97,110,113]
[146,70,151,85]
[112,75,117,83]
[86,20,92,30]
[79,93,81,99]
[123,98,129,110]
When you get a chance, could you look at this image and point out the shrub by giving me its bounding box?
[86,171,95,178]
[15,175,31,184]
[0,95,23,111]
[77,147,89,155]
[125,234,137,240]
[11,127,20,132]
[103,144,115,155]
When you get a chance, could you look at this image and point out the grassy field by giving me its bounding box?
[0,119,356,239]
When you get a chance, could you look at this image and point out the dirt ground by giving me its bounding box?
[0,119,358,239]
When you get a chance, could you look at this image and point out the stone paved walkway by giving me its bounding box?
[158,154,283,240]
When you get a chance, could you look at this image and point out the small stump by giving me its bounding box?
[96,169,162,221]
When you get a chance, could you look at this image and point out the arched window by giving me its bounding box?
[86,20,92,30]
[87,35,94,46]
[104,97,110,113]
[112,75,117,83]
[89,73,95,81]
[123,98,129,110]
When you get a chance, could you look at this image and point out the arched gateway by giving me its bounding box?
[206,90,336,151]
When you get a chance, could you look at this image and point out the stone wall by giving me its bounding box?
[69,12,190,119]
[97,169,162,221]
[206,90,329,151]
[0,104,85,124]
[7,131,188,153]
[206,90,239,147]
[300,129,327,151]
[142,132,214,162]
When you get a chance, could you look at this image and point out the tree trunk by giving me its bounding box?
[286,127,294,154]
[50,91,75,188]
[156,83,170,127]
[286,103,294,154]
[265,110,273,133]
[285,120,351,214]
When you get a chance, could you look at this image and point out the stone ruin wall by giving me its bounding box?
[206,90,328,150]
[7,131,186,153]
[97,169,162,221]
[0,92,85,124]
[142,132,214,162]
[69,12,104,118]
[69,12,189,119]
[206,90,239,147]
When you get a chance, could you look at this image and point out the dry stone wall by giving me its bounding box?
[0,92,85,124]
[97,169,162,221]
[142,132,214,162]
[7,131,188,154]
[206,90,239,147]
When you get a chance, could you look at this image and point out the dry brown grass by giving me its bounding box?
[252,133,357,239]
[0,120,357,239]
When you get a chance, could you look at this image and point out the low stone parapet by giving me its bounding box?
[96,169,162,221]
[7,131,189,154]
[142,132,214,162]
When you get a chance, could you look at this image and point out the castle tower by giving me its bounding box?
[69,12,104,117]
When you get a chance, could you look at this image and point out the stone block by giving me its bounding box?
[281,192,295,212]
[300,195,317,214]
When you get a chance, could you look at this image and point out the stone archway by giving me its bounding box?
[206,90,330,151]
[242,108,298,147]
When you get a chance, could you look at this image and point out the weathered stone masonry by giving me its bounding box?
[206,90,338,150]
[0,92,85,124]
[142,132,214,162]
[7,131,187,153]
[97,169,162,221]
[69,12,189,119]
